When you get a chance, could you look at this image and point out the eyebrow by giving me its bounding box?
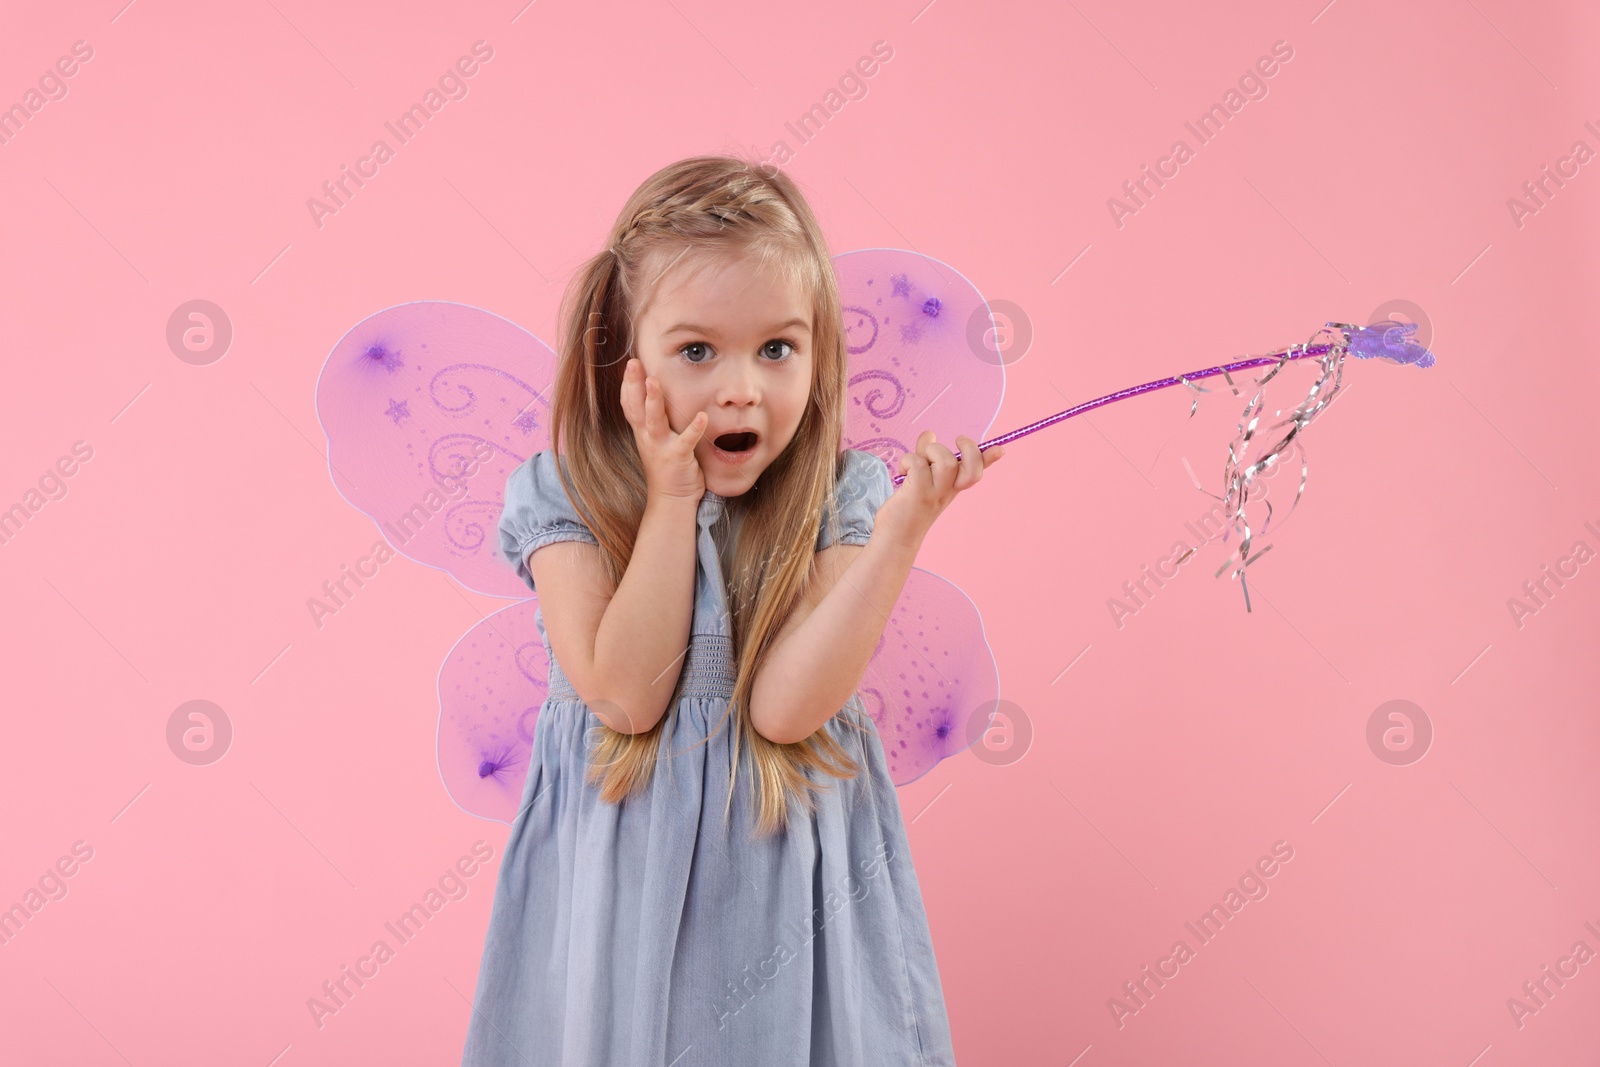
[662,318,812,337]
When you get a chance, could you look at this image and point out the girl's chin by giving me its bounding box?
[704,476,755,497]
[701,461,763,496]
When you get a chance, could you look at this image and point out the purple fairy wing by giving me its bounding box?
[855,569,1000,786]
[834,250,1007,784]
[317,301,558,822]
[834,249,1007,458]
[436,601,550,824]
[314,300,557,599]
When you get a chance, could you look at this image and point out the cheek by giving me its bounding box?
[665,384,715,434]
[780,384,811,426]
[644,370,686,428]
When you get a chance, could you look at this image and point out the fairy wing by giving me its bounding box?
[833,250,1006,785]
[435,599,551,824]
[314,300,558,599]
[316,301,559,822]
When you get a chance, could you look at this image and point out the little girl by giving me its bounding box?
[460,155,1004,1067]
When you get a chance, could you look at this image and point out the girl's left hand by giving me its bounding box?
[874,432,1005,549]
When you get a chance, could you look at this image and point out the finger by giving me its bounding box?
[981,444,1006,467]
[900,444,932,470]
[632,364,653,436]
[659,388,703,448]
[678,409,707,446]
[920,431,956,467]
[652,379,695,446]
[954,435,983,488]
[898,447,930,487]
[620,359,642,429]
[924,437,957,488]
[644,374,665,440]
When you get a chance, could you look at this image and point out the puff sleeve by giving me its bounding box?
[497,450,600,592]
[816,448,896,551]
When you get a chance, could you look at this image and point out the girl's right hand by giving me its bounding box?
[620,357,708,502]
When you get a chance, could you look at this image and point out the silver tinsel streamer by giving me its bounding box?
[1207,320,1433,610]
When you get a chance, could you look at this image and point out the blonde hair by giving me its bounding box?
[546,155,871,838]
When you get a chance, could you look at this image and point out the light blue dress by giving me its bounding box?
[460,448,957,1066]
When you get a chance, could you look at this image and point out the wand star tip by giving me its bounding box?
[1337,320,1438,368]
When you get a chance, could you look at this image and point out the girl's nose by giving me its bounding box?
[718,359,761,403]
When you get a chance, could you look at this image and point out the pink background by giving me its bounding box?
[3,0,1598,1063]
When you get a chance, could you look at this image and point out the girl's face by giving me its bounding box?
[632,248,814,497]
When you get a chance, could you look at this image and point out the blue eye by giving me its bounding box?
[676,339,799,365]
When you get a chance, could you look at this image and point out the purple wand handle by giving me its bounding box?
[887,319,1435,485]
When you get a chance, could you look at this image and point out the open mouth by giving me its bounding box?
[713,431,759,453]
